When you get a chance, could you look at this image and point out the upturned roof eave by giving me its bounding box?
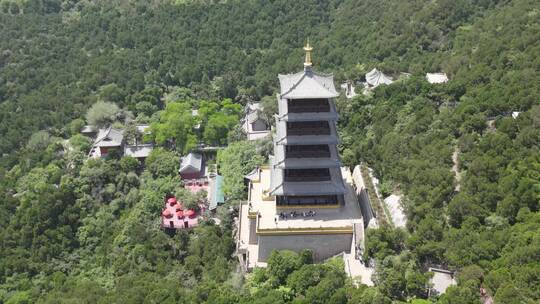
[278,69,339,99]
[280,92,339,99]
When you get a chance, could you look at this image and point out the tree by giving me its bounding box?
[266,250,304,287]
[150,101,197,153]
[145,148,179,178]
[217,141,265,200]
[198,99,241,146]
[203,112,238,146]
[260,95,278,127]
[69,134,92,152]
[180,190,199,211]
[349,286,391,304]
[286,264,326,295]
[437,281,481,304]
[374,252,430,300]
[119,156,140,172]
[68,118,86,136]
[130,87,163,116]
[26,130,52,150]
[5,291,31,304]
[123,122,141,145]
[85,101,120,127]
[365,227,407,261]
[98,83,126,104]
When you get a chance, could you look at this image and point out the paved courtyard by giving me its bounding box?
[250,167,362,231]
[238,167,367,271]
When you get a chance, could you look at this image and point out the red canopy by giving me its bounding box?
[167,197,177,206]
[162,209,173,218]
[176,210,184,218]
[184,209,196,217]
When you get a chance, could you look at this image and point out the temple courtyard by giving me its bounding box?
[237,166,373,285]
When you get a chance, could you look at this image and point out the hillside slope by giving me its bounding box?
[0,0,538,303]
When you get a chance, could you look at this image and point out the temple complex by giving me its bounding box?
[237,43,364,270]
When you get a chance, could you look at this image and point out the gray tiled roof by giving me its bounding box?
[280,112,339,122]
[278,69,339,99]
[179,152,203,173]
[273,143,340,169]
[275,158,341,169]
[81,125,96,133]
[366,68,393,87]
[277,96,339,122]
[243,102,265,124]
[269,159,345,196]
[94,127,124,147]
[136,124,151,134]
[244,167,260,181]
[426,73,449,84]
[274,119,339,145]
[277,134,339,146]
[246,102,262,112]
[271,181,346,196]
[124,144,153,158]
[246,110,260,124]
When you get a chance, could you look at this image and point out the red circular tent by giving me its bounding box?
[184,209,196,217]
[176,210,184,218]
[162,209,173,218]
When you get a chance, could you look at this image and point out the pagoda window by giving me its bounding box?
[285,145,331,158]
[287,121,331,136]
[284,168,331,182]
[288,98,330,113]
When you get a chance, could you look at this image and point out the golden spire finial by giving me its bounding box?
[303,39,313,68]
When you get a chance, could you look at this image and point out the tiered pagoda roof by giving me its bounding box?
[269,43,345,200]
[278,70,339,99]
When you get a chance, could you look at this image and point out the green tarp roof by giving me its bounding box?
[209,175,224,210]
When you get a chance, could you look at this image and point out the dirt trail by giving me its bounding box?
[452,147,461,192]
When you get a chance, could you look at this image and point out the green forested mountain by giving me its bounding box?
[0,0,538,303]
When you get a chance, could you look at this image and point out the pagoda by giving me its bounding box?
[269,41,345,206]
[237,43,363,269]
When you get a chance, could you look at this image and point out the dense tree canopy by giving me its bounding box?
[85,101,121,127]
[217,140,265,201]
[0,0,539,303]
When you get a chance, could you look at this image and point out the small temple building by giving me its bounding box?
[365,68,393,88]
[89,127,124,158]
[242,102,271,141]
[426,72,449,84]
[179,152,204,180]
[341,81,357,99]
[87,125,154,160]
[124,144,153,161]
[237,43,364,270]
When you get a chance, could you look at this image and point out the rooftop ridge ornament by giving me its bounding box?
[303,40,313,69]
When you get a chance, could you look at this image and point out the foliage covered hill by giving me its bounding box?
[0,0,539,303]
[0,0,520,158]
[337,0,539,302]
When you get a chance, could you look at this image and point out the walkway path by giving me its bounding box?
[384,194,406,228]
[359,165,391,227]
[452,146,461,192]
[342,168,374,286]
[344,250,374,286]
